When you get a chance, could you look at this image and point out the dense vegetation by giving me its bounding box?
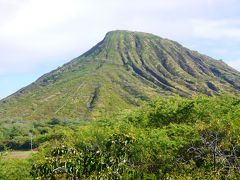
[1,94,240,179]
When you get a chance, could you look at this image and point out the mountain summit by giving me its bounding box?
[1,30,240,121]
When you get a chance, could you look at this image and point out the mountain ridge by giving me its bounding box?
[0,30,240,121]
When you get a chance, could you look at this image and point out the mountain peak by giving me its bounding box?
[102,30,161,45]
[106,30,152,36]
[105,30,161,40]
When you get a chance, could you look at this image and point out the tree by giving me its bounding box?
[176,131,240,176]
[31,134,135,179]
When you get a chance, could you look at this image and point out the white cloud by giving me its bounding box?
[192,19,240,40]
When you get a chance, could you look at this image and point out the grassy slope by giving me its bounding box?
[0,30,240,121]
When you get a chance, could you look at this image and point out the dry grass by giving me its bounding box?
[4,150,37,160]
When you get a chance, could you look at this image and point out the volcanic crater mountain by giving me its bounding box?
[0,30,240,121]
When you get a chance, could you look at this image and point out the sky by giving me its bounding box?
[0,0,240,99]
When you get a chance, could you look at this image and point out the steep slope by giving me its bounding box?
[0,30,240,121]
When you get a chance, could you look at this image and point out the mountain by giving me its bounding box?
[0,30,240,121]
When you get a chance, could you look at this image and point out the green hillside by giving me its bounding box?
[0,30,240,121]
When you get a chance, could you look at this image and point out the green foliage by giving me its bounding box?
[128,97,196,127]
[0,119,84,151]
[1,94,240,179]
[0,158,32,180]
[31,133,135,179]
